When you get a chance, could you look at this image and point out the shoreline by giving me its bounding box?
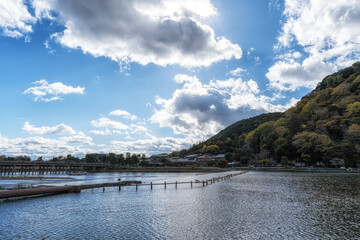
[236,167,360,173]
[106,166,228,173]
[0,176,74,180]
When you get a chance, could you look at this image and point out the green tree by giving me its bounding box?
[246,122,278,153]
[118,154,125,165]
[85,154,97,163]
[292,131,334,165]
[346,102,360,117]
[216,159,228,168]
[348,124,360,142]
[130,154,139,165]
[206,145,220,154]
[108,153,117,164]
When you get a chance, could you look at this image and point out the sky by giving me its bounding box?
[0,0,359,158]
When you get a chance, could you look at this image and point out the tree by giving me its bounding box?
[348,124,360,142]
[108,153,117,164]
[292,131,334,165]
[130,154,139,165]
[216,159,228,168]
[85,154,97,163]
[346,102,360,117]
[246,122,278,153]
[139,160,149,167]
[118,154,125,165]
[206,145,220,154]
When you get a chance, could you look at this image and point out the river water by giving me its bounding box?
[0,171,359,239]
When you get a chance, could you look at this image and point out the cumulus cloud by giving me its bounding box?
[91,118,128,130]
[23,79,85,102]
[26,0,241,67]
[109,133,194,155]
[151,74,297,139]
[90,116,148,136]
[109,110,138,121]
[23,121,76,135]
[60,132,93,145]
[0,0,241,66]
[0,133,93,157]
[267,0,360,91]
[0,0,35,38]
[229,67,246,77]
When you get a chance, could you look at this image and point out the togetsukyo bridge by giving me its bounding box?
[0,161,109,175]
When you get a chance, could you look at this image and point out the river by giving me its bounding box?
[0,171,359,239]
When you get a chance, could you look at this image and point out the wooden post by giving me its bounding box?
[175,181,177,189]
[202,181,205,187]
[119,184,121,191]
[206,180,208,186]
[190,181,193,188]
[136,183,138,191]
[151,182,153,190]
[103,187,105,192]
[164,181,166,189]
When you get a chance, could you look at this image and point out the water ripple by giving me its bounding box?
[0,171,359,239]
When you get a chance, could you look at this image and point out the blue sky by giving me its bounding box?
[0,0,359,158]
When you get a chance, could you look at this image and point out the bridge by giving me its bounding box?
[0,161,109,175]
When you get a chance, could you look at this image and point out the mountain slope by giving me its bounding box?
[177,112,283,157]
[179,62,360,167]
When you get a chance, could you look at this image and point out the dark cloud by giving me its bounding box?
[34,0,241,67]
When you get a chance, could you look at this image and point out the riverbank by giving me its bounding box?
[0,176,74,180]
[107,166,228,173]
[236,167,360,173]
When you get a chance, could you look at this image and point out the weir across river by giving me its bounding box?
[0,171,248,200]
[0,161,109,175]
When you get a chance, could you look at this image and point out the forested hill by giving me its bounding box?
[176,62,360,167]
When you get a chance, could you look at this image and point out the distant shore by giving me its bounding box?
[0,176,74,180]
[236,167,360,173]
[107,166,228,173]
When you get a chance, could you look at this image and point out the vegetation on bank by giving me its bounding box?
[0,153,146,166]
[175,62,360,168]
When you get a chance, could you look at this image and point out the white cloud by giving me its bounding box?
[228,67,246,77]
[60,132,93,145]
[109,110,138,121]
[151,74,296,139]
[174,74,199,84]
[90,116,148,136]
[30,0,241,67]
[90,118,128,130]
[0,1,242,67]
[23,121,76,135]
[109,133,194,155]
[0,133,93,158]
[90,129,112,136]
[267,0,360,91]
[23,79,85,102]
[0,0,35,38]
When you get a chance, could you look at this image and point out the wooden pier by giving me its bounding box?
[0,171,248,200]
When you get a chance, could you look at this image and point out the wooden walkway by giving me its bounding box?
[0,171,248,199]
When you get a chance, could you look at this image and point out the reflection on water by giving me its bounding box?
[0,171,359,239]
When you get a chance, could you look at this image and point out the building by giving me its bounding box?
[148,153,168,167]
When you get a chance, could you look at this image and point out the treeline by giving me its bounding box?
[177,62,360,168]
[0,153,147,166]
